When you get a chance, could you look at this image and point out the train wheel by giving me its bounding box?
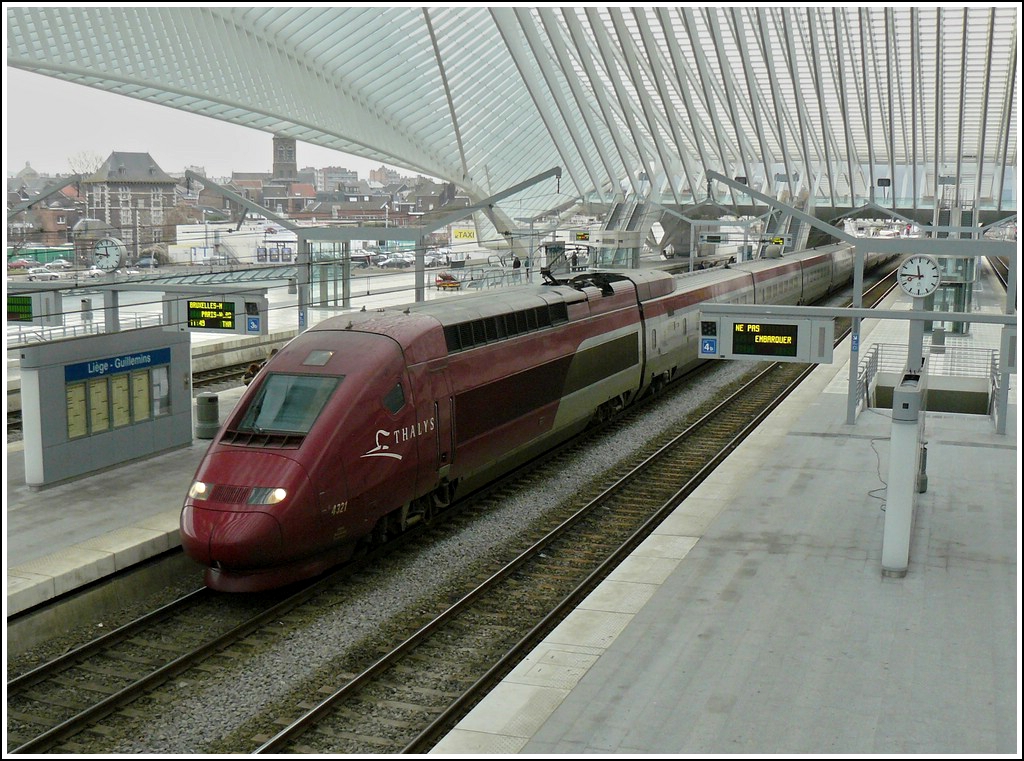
[414,494,435,525]
[388,503,412,535]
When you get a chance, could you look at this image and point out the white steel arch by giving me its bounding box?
[6,6,1018,222]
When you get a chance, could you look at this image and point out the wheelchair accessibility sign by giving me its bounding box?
[247,316,260,333]
[700,338,717,356]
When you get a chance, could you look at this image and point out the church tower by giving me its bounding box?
[272,135,297,180]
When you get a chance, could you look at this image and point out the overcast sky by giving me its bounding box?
[4,67,408,181]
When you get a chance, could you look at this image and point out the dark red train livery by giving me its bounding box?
[181,243,891,591]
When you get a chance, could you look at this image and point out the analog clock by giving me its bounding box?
[92,237,126,271]
[897,254,941,298]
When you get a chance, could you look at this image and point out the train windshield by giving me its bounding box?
[237,373,342,434]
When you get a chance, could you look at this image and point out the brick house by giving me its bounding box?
[81,151,178,260]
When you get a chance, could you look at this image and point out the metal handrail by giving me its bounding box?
[6,312,163,348]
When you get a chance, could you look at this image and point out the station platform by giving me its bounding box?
[4,271,1018,754]
[431,282,1018,754]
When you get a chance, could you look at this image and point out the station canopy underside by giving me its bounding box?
[7,7,1019,233]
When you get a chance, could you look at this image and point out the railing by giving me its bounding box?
[856,342,1000,415]
[460,266,529,289]
[926,344,1000,380]
[6,312,163,348]
[855,343,884,410]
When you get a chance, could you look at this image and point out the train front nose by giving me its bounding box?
[180,451,320,568]
[181,505,285,567]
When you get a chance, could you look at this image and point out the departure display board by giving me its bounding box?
[8,295,33,322]
[699,312,834,364]
[7,292,61,326]
[188,299,236,331]
[164,292,268,335]
[731,321,799,358]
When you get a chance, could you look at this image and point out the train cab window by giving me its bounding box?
[237,374,341,434]
[383,382,405,415]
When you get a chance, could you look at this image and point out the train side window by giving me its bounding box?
[383,382,405,414]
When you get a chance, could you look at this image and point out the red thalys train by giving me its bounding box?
[181,242,894,591]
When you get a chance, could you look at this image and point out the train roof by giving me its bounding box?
[297,248,857,363]
[305,268,679,363]
[315,268,677,331]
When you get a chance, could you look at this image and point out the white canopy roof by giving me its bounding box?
[7,6,1018,224]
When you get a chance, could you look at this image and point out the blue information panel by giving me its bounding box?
[65,348,172,382]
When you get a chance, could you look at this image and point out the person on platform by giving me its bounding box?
[243,363,261,385]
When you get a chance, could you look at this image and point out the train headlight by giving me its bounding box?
[187,481,208,500]
[248,487,288,505]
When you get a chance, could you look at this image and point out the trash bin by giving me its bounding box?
[196,392,220,439]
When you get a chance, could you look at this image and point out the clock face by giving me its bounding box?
[897,254,941,298]
[93,238,124,270]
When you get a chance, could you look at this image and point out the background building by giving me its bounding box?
[80,151,177,261]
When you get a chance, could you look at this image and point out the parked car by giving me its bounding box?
[83,267,105,278]
[350,250,376,267]
[424,254,448,268]
[7,258,37,270]
[27,267,61,281]
[378,255,414,269]
[134,256,159,268]
[45,258,73,270]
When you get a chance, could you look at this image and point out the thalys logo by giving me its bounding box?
[361,416,436,460]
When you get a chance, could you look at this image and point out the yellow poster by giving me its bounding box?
[132,370,151,421]
[66,382,87,439]
[111,373,131,428]
[89,378,110,432]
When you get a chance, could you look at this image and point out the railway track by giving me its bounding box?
[252,358,815,753]
[191,361,254,389]
[987,255,1009,291]
[5,273,898,754]
[4,355,727,754]
[6,588,276,753]
[245,273,901,753]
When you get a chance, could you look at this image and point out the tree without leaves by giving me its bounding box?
[66,151,104,176]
